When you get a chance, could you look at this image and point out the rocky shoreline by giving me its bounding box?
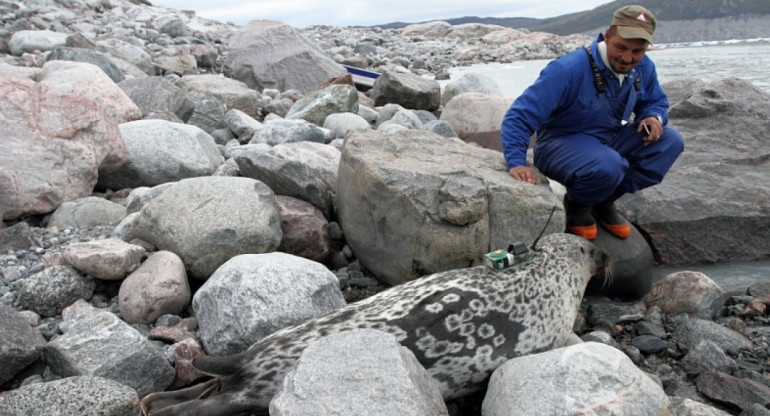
[1,0,769,415]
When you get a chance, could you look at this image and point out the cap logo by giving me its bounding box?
[636,12,647,22]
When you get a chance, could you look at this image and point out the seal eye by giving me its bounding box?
[580,247,585,254]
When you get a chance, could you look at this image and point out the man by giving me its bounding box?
[500,5,684,240]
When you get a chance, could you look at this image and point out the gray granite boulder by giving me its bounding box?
[130,176,282,279]
[337,129,562,285]
[222,20,347,94]
[97,120,224,189]
[193,252,345,356]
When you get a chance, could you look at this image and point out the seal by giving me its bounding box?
[141,233,609,416]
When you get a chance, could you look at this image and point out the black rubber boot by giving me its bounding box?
[563,194,596,240]
[593,190,631,239]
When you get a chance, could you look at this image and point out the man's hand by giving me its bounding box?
[509,166,538,184]
[638,116,663,146]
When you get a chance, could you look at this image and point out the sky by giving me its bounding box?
[150,0,613,28]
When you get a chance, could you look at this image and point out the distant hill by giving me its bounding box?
[373,0,770,43]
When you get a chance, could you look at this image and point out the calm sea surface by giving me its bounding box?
[439,40,770,290]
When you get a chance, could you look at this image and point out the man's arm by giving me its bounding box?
[501,59,572,182]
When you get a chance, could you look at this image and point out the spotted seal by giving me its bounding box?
[141,233,610,416]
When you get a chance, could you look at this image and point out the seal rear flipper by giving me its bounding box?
[140,379,220,415]
[193,353,244,376]
[142,390,258,416]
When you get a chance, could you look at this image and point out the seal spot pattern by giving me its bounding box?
[140,233,609,416]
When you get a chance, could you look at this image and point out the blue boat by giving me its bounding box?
[343,65,380,90]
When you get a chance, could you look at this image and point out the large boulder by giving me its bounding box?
[97,120,224,189]
[222,20,347,95]
[130,176,282,279]
[337,130,562,285]
[0,63,134,220]
[370,69,441,111]
[620,78,770,265]
[439,92,513,150]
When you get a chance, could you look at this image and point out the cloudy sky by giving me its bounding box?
[150,0,613,28]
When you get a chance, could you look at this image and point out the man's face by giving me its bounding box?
[604,29,649,74]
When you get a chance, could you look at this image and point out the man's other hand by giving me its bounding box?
[509,166,538,184]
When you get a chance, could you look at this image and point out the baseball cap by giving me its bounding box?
[611,5,656,44]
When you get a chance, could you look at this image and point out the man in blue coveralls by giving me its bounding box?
[501,5,684,240]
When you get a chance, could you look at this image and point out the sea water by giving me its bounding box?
[439,39,770,291]
[440,39,770,98]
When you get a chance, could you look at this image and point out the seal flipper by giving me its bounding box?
[193,353,244,377]
[140,378,219,415]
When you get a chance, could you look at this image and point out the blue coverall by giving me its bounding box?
[500,33,684,205]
